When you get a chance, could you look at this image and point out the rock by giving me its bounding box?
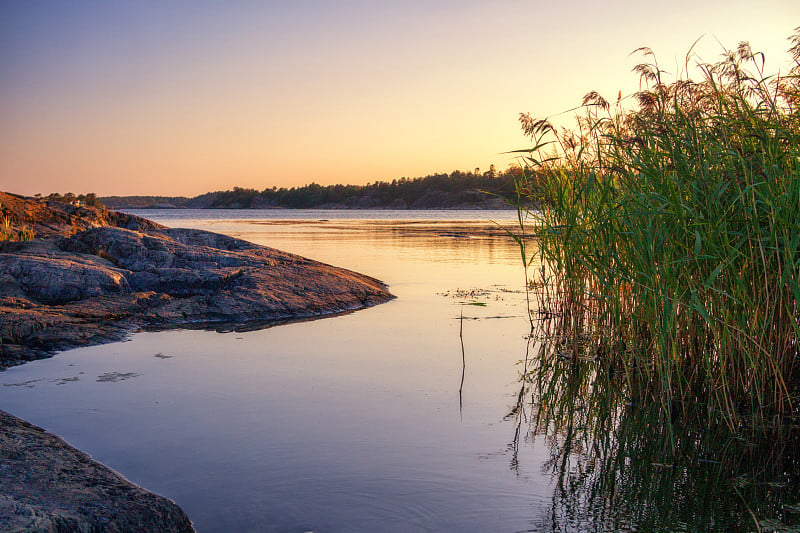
[0,253,130,304]
[0,410,194,532]
[0,206,393,368]
[0,225,392,366]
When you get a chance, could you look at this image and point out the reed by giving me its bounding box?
[515,32,800,430]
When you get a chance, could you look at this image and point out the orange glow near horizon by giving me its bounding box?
[1,1,798,196]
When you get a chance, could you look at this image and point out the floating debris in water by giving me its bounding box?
[439,288,492,299]
[96,372,141,383]
[3,379,41,388]
[53,376,79,385]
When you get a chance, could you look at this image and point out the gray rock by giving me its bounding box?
[0,225,392,367]
[0,410,194,532]
[0,253,130,304]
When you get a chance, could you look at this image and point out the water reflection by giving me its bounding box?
[0,216,545,532]
[135,211,527,266]
[459,306,466,419]
[510,324,800,532]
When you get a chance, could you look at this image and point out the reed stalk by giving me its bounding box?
[515,32,800,431]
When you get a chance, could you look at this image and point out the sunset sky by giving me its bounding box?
[1,1,798,196]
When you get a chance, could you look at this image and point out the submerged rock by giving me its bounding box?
[0,410,194,532]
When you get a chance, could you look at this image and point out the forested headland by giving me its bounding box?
[100,167,522,209]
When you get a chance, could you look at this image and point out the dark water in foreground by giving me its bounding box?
[1,210,797,532]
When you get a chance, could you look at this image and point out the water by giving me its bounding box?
[3,209,795,532]
[0,210,553,532]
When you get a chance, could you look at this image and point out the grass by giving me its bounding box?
[512,32,800,432]
[0,203,35,242]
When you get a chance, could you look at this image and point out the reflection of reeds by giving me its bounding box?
[459,306,466,417]
[519,343,800,531]
[512,32,800,431]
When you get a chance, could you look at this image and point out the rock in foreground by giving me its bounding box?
[0,410,194,532]
[0,224,392,367]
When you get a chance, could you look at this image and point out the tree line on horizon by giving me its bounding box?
[100,166,526,209]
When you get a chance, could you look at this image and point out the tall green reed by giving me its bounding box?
[516,32,800,430]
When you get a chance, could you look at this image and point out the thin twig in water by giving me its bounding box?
[459,306,466,419]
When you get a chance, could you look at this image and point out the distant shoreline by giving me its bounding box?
[116,203,517,210]
[99,169,526,211]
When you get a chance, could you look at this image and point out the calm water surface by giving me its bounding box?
[1,210,556,532]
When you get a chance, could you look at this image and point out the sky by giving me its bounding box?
[1,1,798,196]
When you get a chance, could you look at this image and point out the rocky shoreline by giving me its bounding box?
[0,194,393,368]
[0,192,394,530]
[0,410,194,532]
